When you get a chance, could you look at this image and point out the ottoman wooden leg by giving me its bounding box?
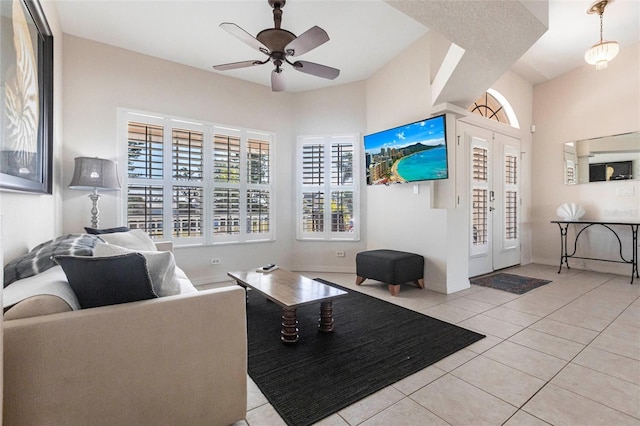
[413,278,425,289]
[356,276,366,286]
[388,284,401,296]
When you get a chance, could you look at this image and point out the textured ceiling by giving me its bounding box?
[385,0,548,106]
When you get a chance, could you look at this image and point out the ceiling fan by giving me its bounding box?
[213,0,340,92]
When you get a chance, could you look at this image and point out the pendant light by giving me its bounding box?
[584,0,619,70]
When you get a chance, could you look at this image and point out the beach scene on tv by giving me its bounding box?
[364,115,448,185]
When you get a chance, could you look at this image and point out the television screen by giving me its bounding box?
[363,114,448,185]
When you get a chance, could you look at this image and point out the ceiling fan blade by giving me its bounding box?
[285,26,330,56]
[293,61,340,80]
[220,22,269,54]
[213,60,263,71]
[271,69,285,92]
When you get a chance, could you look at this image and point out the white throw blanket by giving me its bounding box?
[3,266,81,311]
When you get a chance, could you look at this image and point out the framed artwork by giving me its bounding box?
[0,0,53,194]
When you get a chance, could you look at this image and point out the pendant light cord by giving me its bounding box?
[599,11,604,43]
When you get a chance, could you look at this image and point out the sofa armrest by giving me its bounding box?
[3,286,247,426]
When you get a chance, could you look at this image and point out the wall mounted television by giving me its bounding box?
[364,114,448,185]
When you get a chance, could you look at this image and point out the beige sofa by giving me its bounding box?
[3,237,247,425]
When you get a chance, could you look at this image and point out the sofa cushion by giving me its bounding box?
[98,229,157,251]
[84,226,130,234]
[54,253,158,309]
[3,234,103,287]
[93,243,181,297]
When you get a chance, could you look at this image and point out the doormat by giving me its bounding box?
[246,278,485,426]
[470,272,552,295]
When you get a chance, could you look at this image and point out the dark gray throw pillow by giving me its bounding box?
[84,226,131,235]
[53,253,158,309]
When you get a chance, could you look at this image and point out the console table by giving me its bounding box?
[551,220,639,284]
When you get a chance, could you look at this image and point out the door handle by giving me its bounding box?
[489,207,495,212]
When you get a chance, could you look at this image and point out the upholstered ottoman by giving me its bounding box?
[355,249,424,296]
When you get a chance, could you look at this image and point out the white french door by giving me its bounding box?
[462,123,521,277]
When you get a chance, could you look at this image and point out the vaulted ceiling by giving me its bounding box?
[56,0,640,106]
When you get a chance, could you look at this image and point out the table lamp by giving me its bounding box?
[69,157,121,229]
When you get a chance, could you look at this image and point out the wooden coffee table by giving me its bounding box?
[228,269,348,344]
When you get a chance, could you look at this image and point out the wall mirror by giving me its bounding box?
[564,132,640,185]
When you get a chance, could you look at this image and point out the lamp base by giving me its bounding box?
[88,189,101,229]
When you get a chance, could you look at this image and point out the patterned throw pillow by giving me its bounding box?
[3,234,104,287]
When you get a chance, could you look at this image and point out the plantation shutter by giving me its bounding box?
[297,135,359,240]
[171,128,204,240]
[471,141,490,256]
[122,111,274,245]
[502,147,519,247]
[246,136,271,235]
[127,121,165,238]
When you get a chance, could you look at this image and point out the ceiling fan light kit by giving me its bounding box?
[213,0,340,92]
[584,0,619,70]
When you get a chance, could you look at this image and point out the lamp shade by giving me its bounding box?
[584,40,619,70]
[69,157,121,190]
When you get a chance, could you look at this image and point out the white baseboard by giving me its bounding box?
[190,274,234,286]
[288,265,356,274]
[189,265,356,286]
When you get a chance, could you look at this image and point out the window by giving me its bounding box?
[468,89,520,129]
[469,91,509,124]
[122,110,274,245]
[297,134,359,240]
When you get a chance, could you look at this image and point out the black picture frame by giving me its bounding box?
[0,0,53,194]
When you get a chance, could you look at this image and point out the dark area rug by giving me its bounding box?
[246,278,485,426]
[470,272,552,294]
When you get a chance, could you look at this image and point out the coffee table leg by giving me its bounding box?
[281,308,299,344]
[318,301,335,332]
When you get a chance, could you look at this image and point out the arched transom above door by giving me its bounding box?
[468,89,520,129]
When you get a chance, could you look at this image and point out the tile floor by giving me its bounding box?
[207,264,640,426]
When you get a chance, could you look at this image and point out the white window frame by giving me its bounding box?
[119,108,275,246]
[296,133,360,241]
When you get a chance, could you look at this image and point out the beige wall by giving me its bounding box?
[289,83,368,272]
[491,70,535,264]
[364,34,454,292]
[0,2,64,263]
[364,33,535,292]
[61,35,371,283]
[531,42,640,274]
[0,1,65,413]
[62,35,298,284]
[9,16,630,289]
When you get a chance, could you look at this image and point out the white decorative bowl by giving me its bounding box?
[556,203,585,220]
